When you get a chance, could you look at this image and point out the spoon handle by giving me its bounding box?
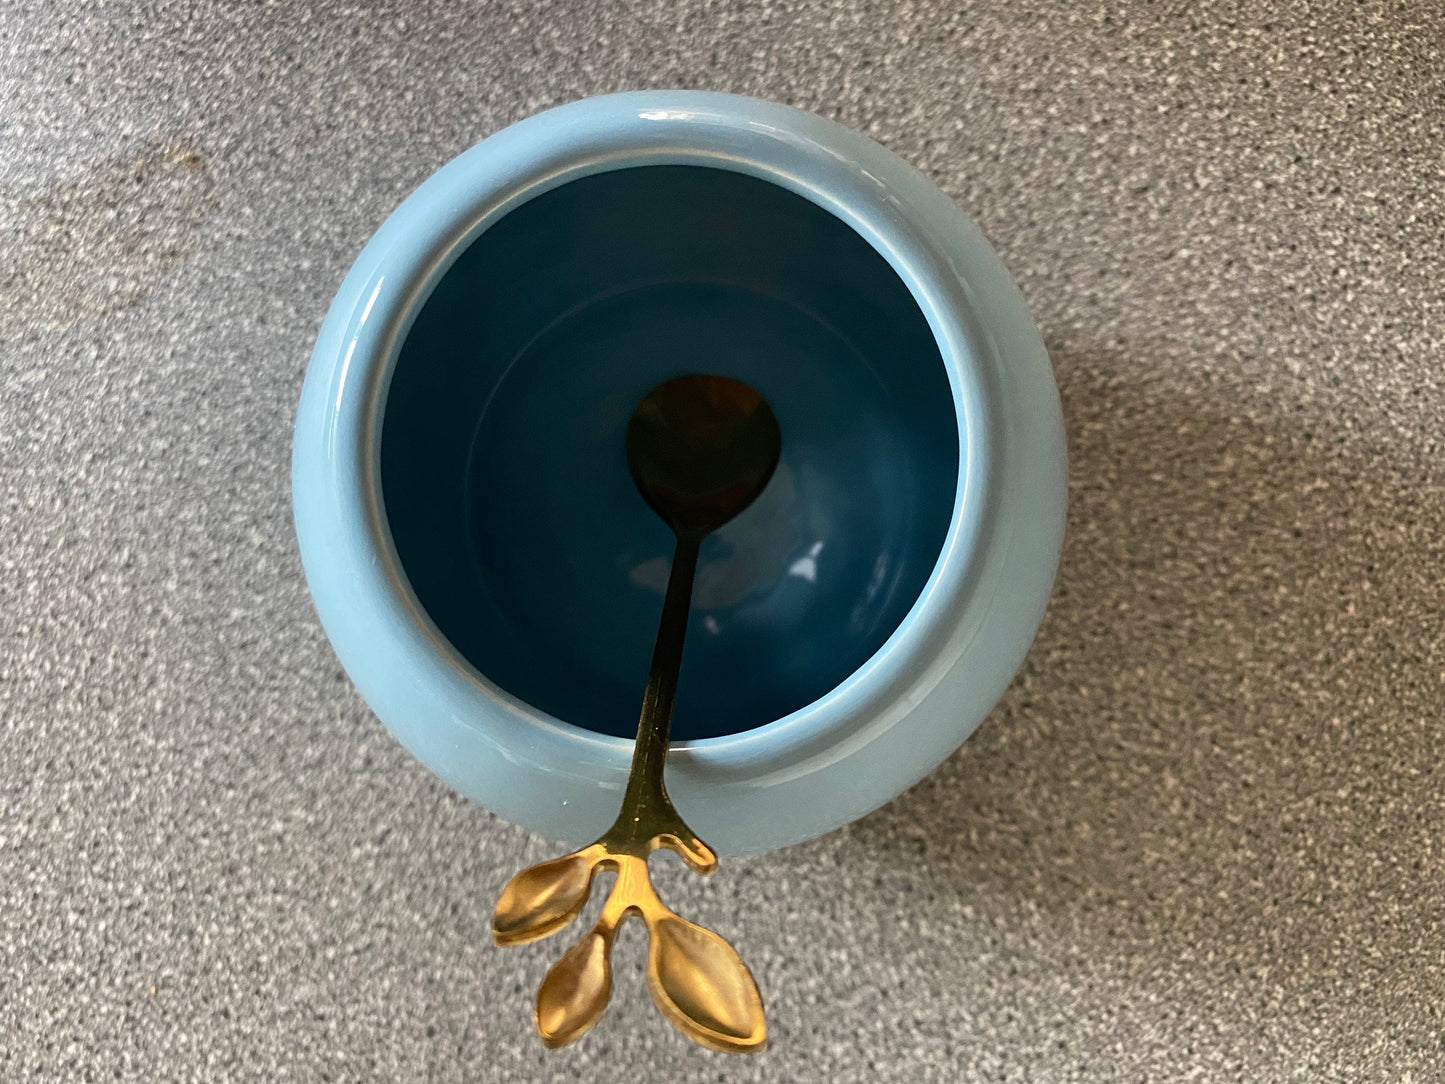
[606,532,703,853]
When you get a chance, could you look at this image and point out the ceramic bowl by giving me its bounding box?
[292,91,1066,854]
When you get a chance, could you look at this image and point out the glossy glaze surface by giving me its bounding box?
[381,167,957,740]
[292,91,1067,853]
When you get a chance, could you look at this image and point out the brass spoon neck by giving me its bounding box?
[609,531,702,852]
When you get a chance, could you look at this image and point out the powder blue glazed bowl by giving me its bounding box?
[292,91,1066,854]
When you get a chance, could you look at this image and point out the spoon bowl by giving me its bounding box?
[626,375,782,537]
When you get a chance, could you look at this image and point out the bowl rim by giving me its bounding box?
[294,90,1060,851]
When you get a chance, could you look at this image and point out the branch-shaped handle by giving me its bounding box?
[493,845,765,1053]
[494,523,765,1051]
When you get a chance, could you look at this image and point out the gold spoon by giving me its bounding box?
[493,374,781,1053]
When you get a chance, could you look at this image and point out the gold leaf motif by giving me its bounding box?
[492,852,595,946]
[536,928,612,1048]
[646,914,766,1053]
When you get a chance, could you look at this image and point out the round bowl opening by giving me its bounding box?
[380,164,960,741]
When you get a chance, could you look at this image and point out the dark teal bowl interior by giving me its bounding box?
[381,166,959,740]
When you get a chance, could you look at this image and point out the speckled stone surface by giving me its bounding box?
[2,1,1442,1080]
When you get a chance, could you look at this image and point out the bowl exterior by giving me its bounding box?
[292,91,1066,854]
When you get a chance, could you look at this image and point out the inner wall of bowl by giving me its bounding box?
[381,165,959,740]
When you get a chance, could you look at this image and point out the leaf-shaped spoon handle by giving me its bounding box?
[492,851,598,946]
[536,925,613,1047]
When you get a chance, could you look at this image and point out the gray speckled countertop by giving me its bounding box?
[2,2,1442,1080]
